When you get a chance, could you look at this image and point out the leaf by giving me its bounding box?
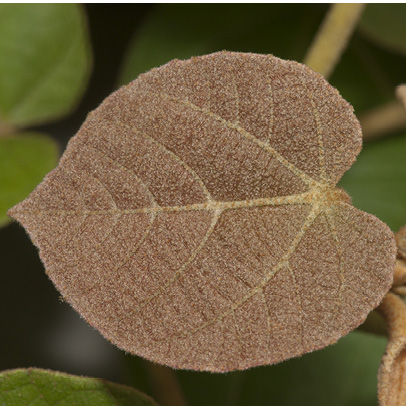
[0,4,91,128]
[119,4,325,85]
[0,133,58,227]
[359,4,406,55]
[339,134,406,231]
[8,51,396,372]
[0,368,158,406]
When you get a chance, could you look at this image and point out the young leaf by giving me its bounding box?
[0,4,91,128]
[0,133,58,227]
[0,368,158,406]
[8,52,397,372]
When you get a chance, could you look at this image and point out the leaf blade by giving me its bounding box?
[0,368,158,406]
[0,4,91,127]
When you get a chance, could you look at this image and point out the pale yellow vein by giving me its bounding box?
[118,208,222,317]
[300,75,327,183]
[324,209,344,325]
[116,121,213,203]
[158,204,320,343]
[85,142,160,210]
[231,71,240,126]
[138,90,322,188]
[267,77,274,141]
[260,289,272,359]
[14,191,316,217]
[286,262,305,353]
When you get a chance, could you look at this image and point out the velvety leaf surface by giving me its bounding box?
[359,4,406,55]
[0,133,58,227]
[0,4,91,128]
[0,368,158,406]
[340,134,406,231]
[9,52,396,372]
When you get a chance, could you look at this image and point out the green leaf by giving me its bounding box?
[0,4,91,128]
[119,4,325,84]
[340,134,406,231]
[0,133,58,227]
[174,331,385,406]
[359,4,406,55]
[0,368,158,406]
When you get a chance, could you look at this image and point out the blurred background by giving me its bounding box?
[1,4,406,405]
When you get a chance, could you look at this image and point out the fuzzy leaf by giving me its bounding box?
[8,52,396,372]
[0,368,158,406]
[0,4,91,128]
[0,133,58,227]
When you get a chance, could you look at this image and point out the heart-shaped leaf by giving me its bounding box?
[8,51,396,372]
[0,368,158,406]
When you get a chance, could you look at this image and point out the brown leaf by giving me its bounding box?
[8,51,397,372]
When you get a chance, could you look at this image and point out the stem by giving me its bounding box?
[144,362,188,406]
[377,293,406,405]
[359,101,406,140]
[393,260,406,288]
[0,119,17,137]
[304,4,366,79]
[396,85,406,111]
[378,293,406,340]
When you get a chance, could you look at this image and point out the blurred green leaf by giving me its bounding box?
[174,331,385,406]
[0,133,58,227]
[340,134,406,231]
[0,4,91,128]
[359,4,406,55]
[0,368,158,406]
[119,4,325,84]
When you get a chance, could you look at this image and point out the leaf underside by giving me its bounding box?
[8,52,396,372]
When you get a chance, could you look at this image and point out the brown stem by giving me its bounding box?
[378,293,406,340]
[359,100,406,140]
[144,361,188,406]
[377,293,406,405]
[0,119,17,137]
[304,4,366,79]
[396,225,406,260]
[396,85,406,110]
[392,260,406,288]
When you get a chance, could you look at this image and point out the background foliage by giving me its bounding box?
[1,4,405,405]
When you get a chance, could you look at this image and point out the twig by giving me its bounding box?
[392,260,406,288]
[359,101,406,140]
[0,120,17,137]
[144,361,188,406]
[304,4,366,79]
[377,293,406,405]
[396,85,406,110]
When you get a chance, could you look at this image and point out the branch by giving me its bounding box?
[144,362,188,406]
[377,293,406,405]
[360,101,406,140]
[304,4,366,79]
